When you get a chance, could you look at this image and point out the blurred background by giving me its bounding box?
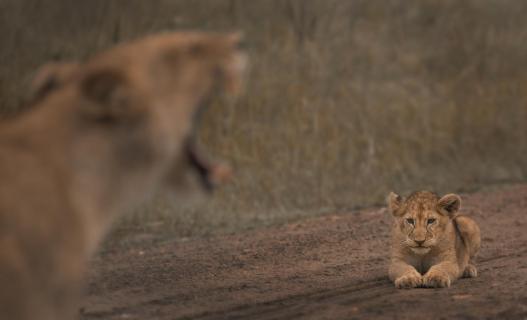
[1,0,527,238]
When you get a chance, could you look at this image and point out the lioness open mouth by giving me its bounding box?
[185,140,231,192]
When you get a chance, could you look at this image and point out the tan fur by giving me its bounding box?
[387,191,480,288]
[0,32,246,320]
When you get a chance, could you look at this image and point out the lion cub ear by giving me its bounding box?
[79,68,143,122]
[437,194,461,218]
[387,192,404,216]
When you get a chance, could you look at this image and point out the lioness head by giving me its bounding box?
[31,32,246,202]
[387,191,461,255]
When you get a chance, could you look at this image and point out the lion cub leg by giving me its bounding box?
[389,259,422,289]
[463,263,478,278]
[422,261,460,288]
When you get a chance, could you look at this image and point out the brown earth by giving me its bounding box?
[81,185,527,320]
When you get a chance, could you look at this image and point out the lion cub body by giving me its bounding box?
[387,191,480,288]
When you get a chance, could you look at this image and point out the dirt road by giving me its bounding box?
[81,185,527,319]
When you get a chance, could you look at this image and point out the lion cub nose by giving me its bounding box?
[414,239,425,246]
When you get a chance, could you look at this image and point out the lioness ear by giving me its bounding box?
[437,194,461,217]
[387,192,403,216]
[227,32,245,49]
[29,61,79,102]
[80,68,141,121]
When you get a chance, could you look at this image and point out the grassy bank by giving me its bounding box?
[2,0,527,237]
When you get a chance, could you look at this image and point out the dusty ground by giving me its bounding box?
[81,185,527,320]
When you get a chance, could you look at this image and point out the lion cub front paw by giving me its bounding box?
[423,270,451,288]
[463,264,478,278]
[394,272,422,289]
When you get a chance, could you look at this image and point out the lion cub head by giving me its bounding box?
[387,191,461,255]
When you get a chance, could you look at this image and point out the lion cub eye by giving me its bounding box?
[406,218,415,225]
[427,218,436,225]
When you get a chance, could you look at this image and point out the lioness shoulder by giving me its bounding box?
[387,191,481,288]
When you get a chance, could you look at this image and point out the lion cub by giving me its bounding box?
[387,191,480,288]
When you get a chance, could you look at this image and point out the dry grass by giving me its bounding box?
[2,0,527,237]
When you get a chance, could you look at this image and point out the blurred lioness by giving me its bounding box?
[0,32,246,320]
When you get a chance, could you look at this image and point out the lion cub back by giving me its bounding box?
[454,215,481,259]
